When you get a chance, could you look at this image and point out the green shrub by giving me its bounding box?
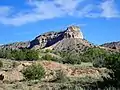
[22,64,45,80]
[12,62,19,68]
[92,52,120,88]
[82,47,110,62]
[42,54,53,60]
[25,50,39,61]
[93,56,106,68]
[12,50,26,60]
[45,49,53,53]
[0,60,3,68]
[103,53,120,87]
[61,53,81,64]
[0,49,39,61]
[54,69,69,83]
[42,54,58,61]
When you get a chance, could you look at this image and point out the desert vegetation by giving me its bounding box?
[22,63,45,80]
[0,47,120,90]
[0,49,39,60]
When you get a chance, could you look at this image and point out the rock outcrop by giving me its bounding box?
[29,31,64,49]
[64,26,83,39]
[0,25,93,53]
[0,70,24,82]
[101,41,120,51]
[41,61,110,82]
[0,41,30,50]
[29,25,93,52]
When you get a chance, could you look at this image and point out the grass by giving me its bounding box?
[78,62,93,67]
[68,62,93,69]
[0,58,15,70]
[0,58,115,90]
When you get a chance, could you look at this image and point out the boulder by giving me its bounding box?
[0,69,24,82]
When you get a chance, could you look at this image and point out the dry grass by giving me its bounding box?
[0,59,111,90]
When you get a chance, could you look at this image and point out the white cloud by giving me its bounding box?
[77,4,95,17]
[0,6,13,16]
[53,0,84,15]
[100,0,120,18]
[0,0,119,26]
[77,0,120,18]
[0,0,84,26]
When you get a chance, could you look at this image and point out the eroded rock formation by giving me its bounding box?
[29,25,92,52]
[0,25,93,52]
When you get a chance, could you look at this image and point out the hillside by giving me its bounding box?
[0,41,30,50]
[0,26,94,53]
[29,25,94,53]
[101,41,120,51]
[2,25,119,53]
[0,59,111,90]
[0,26,120,90]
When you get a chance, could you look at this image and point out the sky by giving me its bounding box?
[0,0,120,45]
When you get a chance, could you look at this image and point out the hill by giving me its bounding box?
[0,26,94,53]
[29,26,94,52]
[0,26,120,89]
[0,41,30,50]
[101,41,120,51]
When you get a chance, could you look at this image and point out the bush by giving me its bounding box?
[0,49,12,59]
[92,52,120,88]
[42,54,53,60]
[25,50,39,61]
[22,64,45,80]
[54,69,69,83]
[45,49,53,53]
[42,54,59,62]
[12,61,19,68]
[0,60,3,68]
[61,53,81,64]
[80,47,111,63]
[103,53,120,87]
[12,50,26,60]
[0,49,39,61]
[93,56,106,68]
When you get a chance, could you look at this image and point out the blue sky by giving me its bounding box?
[0,0,120,45]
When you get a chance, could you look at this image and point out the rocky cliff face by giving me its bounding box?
[0,41,30,50]
[29,31,64,49]
[64,26,83,39]
[101,41,120,51]
[0,25,94,52]
[29,25,93,52]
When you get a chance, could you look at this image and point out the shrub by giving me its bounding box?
[103,53,120,87]
[25,50,39,61]
[12,50,26,60]
[0,60,3,68]
[45,49,53,53]
[22,64,45,80]
[42,54,58,61]
[42,54,53,60]
[92,52,120,88]
[93,56,106,68]
[0,49,39,61]
[82,47,109,62]
[61,53,81,64]
[54,69,69,83]
[12,62,19,68]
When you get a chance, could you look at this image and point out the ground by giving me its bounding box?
[0,58,110,90]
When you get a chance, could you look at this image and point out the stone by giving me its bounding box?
[0,70,24,82]
[0,25,93,53]
[64,25,83,39]
[28,25,89,52]
[101,41,120,51]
